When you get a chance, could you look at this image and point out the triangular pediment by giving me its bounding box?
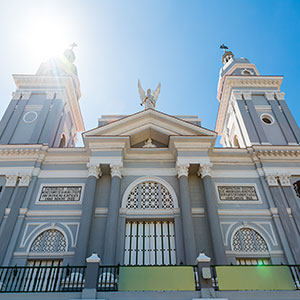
[83,109,216,148]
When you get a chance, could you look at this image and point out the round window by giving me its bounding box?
[261,114,274,125]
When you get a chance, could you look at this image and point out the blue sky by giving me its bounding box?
[0,0,299,146]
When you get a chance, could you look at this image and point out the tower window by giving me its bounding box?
[241,69,253,75]
[294,181,300,198]
[59,134,66,148]
[260,114,274,125]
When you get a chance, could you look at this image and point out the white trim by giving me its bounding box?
[226,250,283,256]
[23,111,38,123]
[221,222,238,246]
[35,183,85,205]
[215,183,262,204]
[121,176,179,209]
[260,113,275,125]
[20,223,48,248]
[38,170,88,178]
[123,168,177,176]
[211,170,259,178]
[14,251,75,257]
[218,209,271,216]
[26,210,82,217]
[120,208,180,216]
[60,222,80,248]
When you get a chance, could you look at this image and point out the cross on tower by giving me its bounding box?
[70,42,78,50]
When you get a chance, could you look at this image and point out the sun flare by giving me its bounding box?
[23,15,72,62]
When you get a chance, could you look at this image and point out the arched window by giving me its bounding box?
[232,228,269,265]
[59,134,66,148]
[126,181,174,209]
[232,228,268,252]
[30,229,67,253]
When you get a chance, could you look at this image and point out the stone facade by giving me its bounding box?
[0,50,299,299]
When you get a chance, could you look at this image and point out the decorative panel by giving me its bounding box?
[218,186,258,201]
[124,221,176,265]
[39,186,82,202]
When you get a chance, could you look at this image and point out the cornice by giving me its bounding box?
[0,145,48,161]
[254,149,300,159]
[215,75,283,134]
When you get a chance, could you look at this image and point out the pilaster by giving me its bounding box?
[198,163,227,265]
[103,163,123,265]
[176,163,197,265]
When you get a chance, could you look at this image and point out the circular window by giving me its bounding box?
[23,111,38,123]
[261,114,274,125]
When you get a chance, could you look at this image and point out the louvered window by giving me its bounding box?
[124,220,176,265]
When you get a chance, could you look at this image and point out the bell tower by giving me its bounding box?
[215,47,300,148]
[0,46,84,147]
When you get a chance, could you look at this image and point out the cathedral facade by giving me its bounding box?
[0,48,299,299]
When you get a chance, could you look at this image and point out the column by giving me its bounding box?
[176,164,197,265]
[0,175,18,225]
[279,174,300,234]
[198,163,227,265]
[266,174,300,264]
[103,164,123,265]
[73,163,101,265]
[0,174,31,264]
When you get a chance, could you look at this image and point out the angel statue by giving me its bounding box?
[138,80,161,109]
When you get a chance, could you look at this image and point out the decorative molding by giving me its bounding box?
[265,92,275,100]
[275,92,285,100]
[176,163,189,178]
[18,174,31,187]
[46,91,55,100]
[5,175,18,187]
[21,91,31,100]
[110,164,123,178]
[87,163,101,178]
[243,92,252,100]
[278,174,291,186]
[197,163,213,178]
[231,91,243,101]
[12,92,21,100]
[254,149,300,158]
[265,174,278,186]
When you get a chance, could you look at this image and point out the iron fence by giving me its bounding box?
[97,265,119,291]
[0,265,86,293]
[289,265,300,290]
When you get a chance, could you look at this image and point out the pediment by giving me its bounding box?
[83,109,216,148]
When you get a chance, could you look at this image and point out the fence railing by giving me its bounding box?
[0,265,86,293]
[289,265,300,290]
[97,265,119,291]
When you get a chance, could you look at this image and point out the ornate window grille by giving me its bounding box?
[30,229,67,253]
[126,181,174,209]
[232,228,268,252]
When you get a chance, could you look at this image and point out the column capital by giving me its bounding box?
[18,174,32,187]
[278,173,291,186]
[231,91,243,101]
[110,164,123,178]
[265,92,275,100]
[176,164,189,178]
[275,92,285,100]
[265,174,278,186]
[197,163,213,178]
[87,163,102,179]
[243,92,252,100]
[5,175,18,187]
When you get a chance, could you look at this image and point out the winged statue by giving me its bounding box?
[138,80,161,109]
